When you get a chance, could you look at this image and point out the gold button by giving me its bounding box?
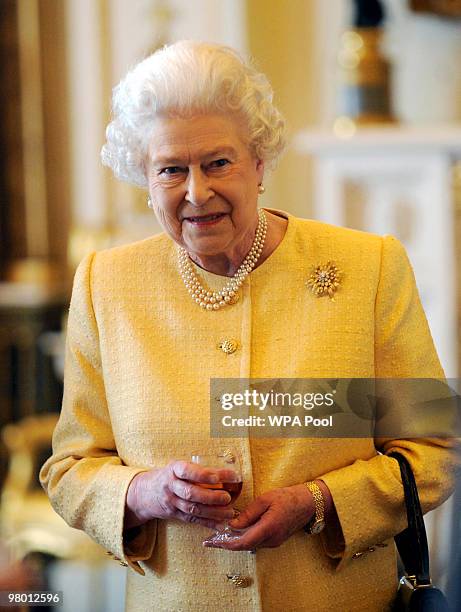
[352,552,364,559]
[221,449,236,463]
[226,573,252,588]
[218,338,239,354]
[368,547,375,553]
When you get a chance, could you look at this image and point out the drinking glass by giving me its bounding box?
[191,448,242,542]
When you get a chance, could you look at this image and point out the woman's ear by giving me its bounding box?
[256,159,265,182]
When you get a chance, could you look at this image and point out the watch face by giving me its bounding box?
[311,520,326,535]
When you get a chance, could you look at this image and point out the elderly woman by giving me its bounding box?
[40,41,458,611]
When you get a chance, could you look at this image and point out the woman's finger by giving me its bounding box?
[174,495,236,520]
[169,478,231,506]
[228,495,270,529]
[171,461,239,485]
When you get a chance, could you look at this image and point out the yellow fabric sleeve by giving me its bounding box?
[319,235,460,570]
[39,252,156,576]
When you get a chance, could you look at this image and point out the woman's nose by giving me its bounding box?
[185,168,214,206]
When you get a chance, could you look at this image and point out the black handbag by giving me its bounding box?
[390,452,450,611]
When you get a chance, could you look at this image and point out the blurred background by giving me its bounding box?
[1,0,461,610]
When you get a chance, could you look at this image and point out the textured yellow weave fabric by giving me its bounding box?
[40,210,458,612]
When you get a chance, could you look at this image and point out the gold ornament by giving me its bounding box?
[221,449,236,463]
[226,573,252,588]
[218,338,239,355]
[306,261,342,300]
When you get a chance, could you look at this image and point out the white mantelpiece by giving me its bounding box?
[294,124,461,155]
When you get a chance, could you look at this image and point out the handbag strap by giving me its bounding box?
[389,452,431,586]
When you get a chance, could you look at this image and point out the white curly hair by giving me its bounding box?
[101,40,286,188]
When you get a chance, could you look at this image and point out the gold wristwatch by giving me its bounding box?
[304,481,326,535]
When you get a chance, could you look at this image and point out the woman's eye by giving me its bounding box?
[209,159,229,168]
[160,166,183,175]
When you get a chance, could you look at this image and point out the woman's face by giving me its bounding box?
[146,113,264,262]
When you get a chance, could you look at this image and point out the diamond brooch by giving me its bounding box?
[306,261,342,300]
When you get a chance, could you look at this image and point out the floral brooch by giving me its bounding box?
[306,261,342,300]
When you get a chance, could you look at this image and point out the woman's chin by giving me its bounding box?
[182,236,231,260]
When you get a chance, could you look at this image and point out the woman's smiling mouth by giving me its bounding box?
[184,213,227,226]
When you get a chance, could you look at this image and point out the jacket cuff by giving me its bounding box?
[122,520,157,574]
[102,468,157,576]
[319,454,404,572]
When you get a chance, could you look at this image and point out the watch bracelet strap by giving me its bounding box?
[304,481,325,533]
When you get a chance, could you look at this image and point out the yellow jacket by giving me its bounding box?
[40,210,458,611]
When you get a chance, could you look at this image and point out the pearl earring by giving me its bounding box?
[147,196,154,209]
[258,184,265,195]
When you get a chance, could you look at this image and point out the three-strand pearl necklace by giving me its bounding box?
[178,208,267,311]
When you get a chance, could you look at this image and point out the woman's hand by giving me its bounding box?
[124,461,239,530]
[203,481,334,551]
